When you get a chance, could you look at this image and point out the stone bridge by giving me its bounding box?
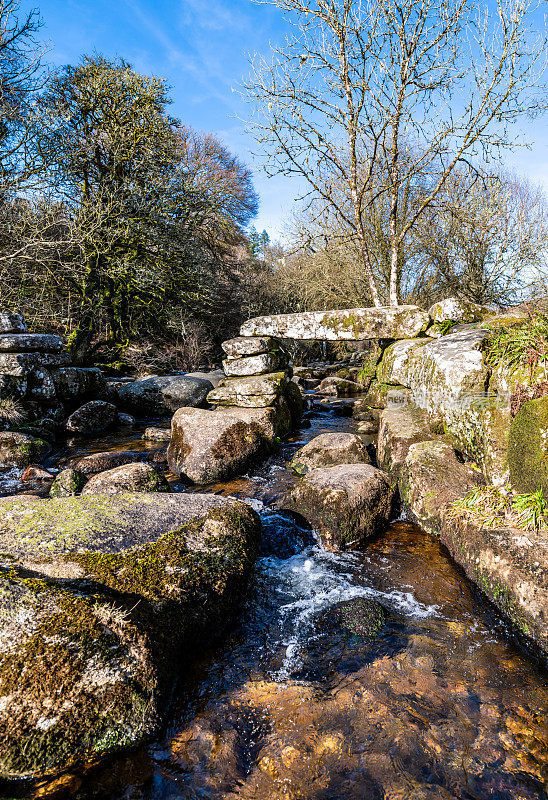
[239,305,431,341]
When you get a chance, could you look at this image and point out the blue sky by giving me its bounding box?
[33,0,548,240]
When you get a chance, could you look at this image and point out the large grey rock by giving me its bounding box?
[207,372,289,408]
[115,375,213,416]
[428,297,489,324]
[376,339,427,385]
[222,350,287,378]
[377,405,433,474]
[240,306,430,341]
[38,351,72,368]
[222,336,280,358]
[81,462,170,495]
[185,369,225,388]
[51,367,107,400]
[27,367,56,400]
[66,401,119,435]
[289,432,370,475]
[0,312,26,333]
[0,352,38,377]
[0,493,260,779]
[0,333,63,352]
[288,463,396,549]
[0,431,50,467]
[168,406,271,483]
[214,400,292,441]
[49,468,87,497]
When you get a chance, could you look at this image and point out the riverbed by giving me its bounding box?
[2,398,547,800]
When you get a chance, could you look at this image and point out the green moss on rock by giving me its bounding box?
[508,396,548,496]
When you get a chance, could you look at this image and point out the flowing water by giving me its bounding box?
[2,399,547,800]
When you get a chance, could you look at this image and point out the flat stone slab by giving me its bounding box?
[240,306,430,341]
[222,351,287,378]
[0,312,26,333]
[0,352,38,376]
[222,336,279,358]
[0,333,63,352]
[207,372,289,408]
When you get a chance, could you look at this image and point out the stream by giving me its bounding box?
[2,396,548,800]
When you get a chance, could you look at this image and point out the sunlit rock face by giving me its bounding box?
[240,306,430,341]
[428,296,490,324]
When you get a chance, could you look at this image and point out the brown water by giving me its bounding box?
[3,400,548,800]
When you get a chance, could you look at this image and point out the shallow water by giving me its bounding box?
[3,399,548,800]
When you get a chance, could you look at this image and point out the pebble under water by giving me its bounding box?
[5,400,548,800]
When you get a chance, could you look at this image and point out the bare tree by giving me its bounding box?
[246,0,547,306]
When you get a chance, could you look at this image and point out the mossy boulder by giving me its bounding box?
[376,339,427,386]
[113,375,213,417]
[428,297,490,324]
[49,468,87,497]
[508,396,548,496]
[287,463,396,550]
[168,406,272,483]
[66,401,119,435]
[362,380,395,409]
[68,450,149,476]
[81,463,170,495]
[0,493,261,779]
[222,350,288,378]
[289,432,370,476]
[0,431,50,468]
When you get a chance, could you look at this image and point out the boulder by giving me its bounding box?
[288,463,396,549]
[399,440,483,535]
[49,468,87,497]
[222,336,280,358]
[289,432,370,475]
[362,380,394,408]
[185,369,225,388]
[50,367,107,400]
[0,375,27,398]
[428,297,489,324]
[0,431,50,468]
[27,367,56,400]
[240,306,430,340]
[0,333,63,352]
[222,350,287,378]
[0,493,260,779]
[214,400,292,441]
[37,352,72,368]
[168,407,271,483]
[115,375,213,416]
[118,412,135,427]
[81,462,170,495]
[207,372,289,408]
[317,376,363,397]
[377,405,434,474]
[66,401,119,435]
[20,465,53,482]
[0,312,26,333]
[68,450,149,476]
[508,396,548,496]
[376,339,427,385]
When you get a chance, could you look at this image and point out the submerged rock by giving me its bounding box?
[288,463,396,549]
[289,432,370,475]
[66,400,119,435]
[0,431,50,468]
[81,462,170,495]
[168,406,272,483]
[0,493,261,779]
